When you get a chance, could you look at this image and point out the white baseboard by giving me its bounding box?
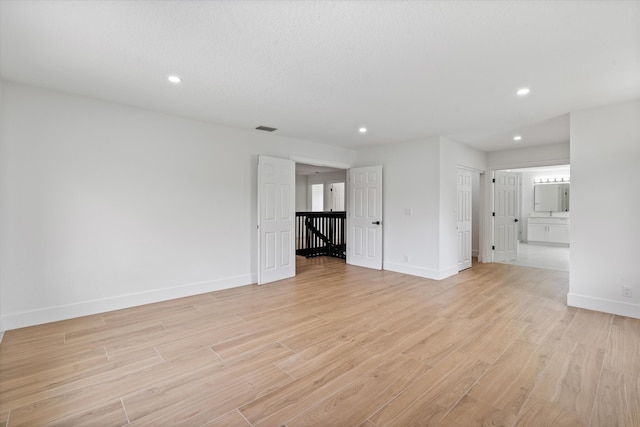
[1,274,254,331]
[567,293,640,319]
[384,263,458,281]
[472,249,479,257]
[0,330,4,344]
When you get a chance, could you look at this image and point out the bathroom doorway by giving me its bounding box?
[493,164,570,272]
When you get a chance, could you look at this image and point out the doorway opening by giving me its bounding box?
[295,163,347,262]
[258,155,383,285]
[492,164,570,272]
[457,168,484,272]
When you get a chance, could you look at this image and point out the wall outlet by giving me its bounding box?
[404,208,413,215]
[622,286,632,298]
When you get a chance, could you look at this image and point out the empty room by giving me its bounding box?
[1,1,639,426]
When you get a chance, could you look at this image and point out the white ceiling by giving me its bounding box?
[1,1,638,152]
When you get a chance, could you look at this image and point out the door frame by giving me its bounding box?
[492,170,519,262]
[290,157,384,271]
[346,165,383,270]
[257,155,296,285]
[457,166,485,265]
[456,168,473,271]
[484,159,570,264]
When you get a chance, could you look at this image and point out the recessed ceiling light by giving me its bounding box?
[516,87,530,96]
[359,127,367,133]
[513,135,523,141]
[168,75,182,84]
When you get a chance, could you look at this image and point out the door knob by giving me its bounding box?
[514,219,519,222]
[372,221,381,225]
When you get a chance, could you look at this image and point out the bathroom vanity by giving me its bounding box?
[528,181,570,246]
[527,217,570,245]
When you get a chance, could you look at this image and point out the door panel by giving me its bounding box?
[258,155,295,284]
[493,171,518,262]
[329,182,345,211]
[347,166,383,270]
[457,169,472,271]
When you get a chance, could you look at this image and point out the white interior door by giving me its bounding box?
[457,169,472,271]
[347,166,383,270]
[493,171,518,262]
[329,182,345,211]
[258,155,295,285]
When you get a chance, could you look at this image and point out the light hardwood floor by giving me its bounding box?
[1,257,638,426]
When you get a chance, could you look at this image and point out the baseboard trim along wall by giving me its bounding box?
[1,274,254,331]
[384,263,458,281]
[567,293,640,320]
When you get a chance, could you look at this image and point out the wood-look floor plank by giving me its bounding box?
[0,314,104,347]
[590,369,640,427]
[514,396,588,426]
[563,308,613,350]
[6,348,218,426]
[275,333,368,379]
[126,364,293,426]
[468,340,552,417]
[456,316,530,364]
[0,346,107,383]
[604,315,640,378]
[201,410,252,427]
[368,351,489,426]
[45,399,128,427]
[239,345,376,426]
[286,355,430,426]
[122,342,294,422]
[531,343,604,415]
[211,315,326,359]
[399,316,488,366]
[438,394,513,427]
[517,304,576,349]
[1,257,639,426]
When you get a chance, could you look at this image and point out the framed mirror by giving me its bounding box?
[534,183,570,212]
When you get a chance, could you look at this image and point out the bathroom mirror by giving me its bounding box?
[534,183,570,212]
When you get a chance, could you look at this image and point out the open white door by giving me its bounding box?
[347,165,383,270]
[258,155,295,285]
[457,169,472,271]
[493,171,518,262]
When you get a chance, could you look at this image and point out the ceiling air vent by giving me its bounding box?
[255,125,277,132]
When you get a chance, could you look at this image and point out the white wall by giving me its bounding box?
[0,78,4,338]
[355,137,486,279]
[295,175,308,211]
[0,82,356,329]
[439,139,459,276]
[520,171,535,241]
[455,139,488,172]
[568,99,640,319]
[356,138,443,278]
[488,142,570,170]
